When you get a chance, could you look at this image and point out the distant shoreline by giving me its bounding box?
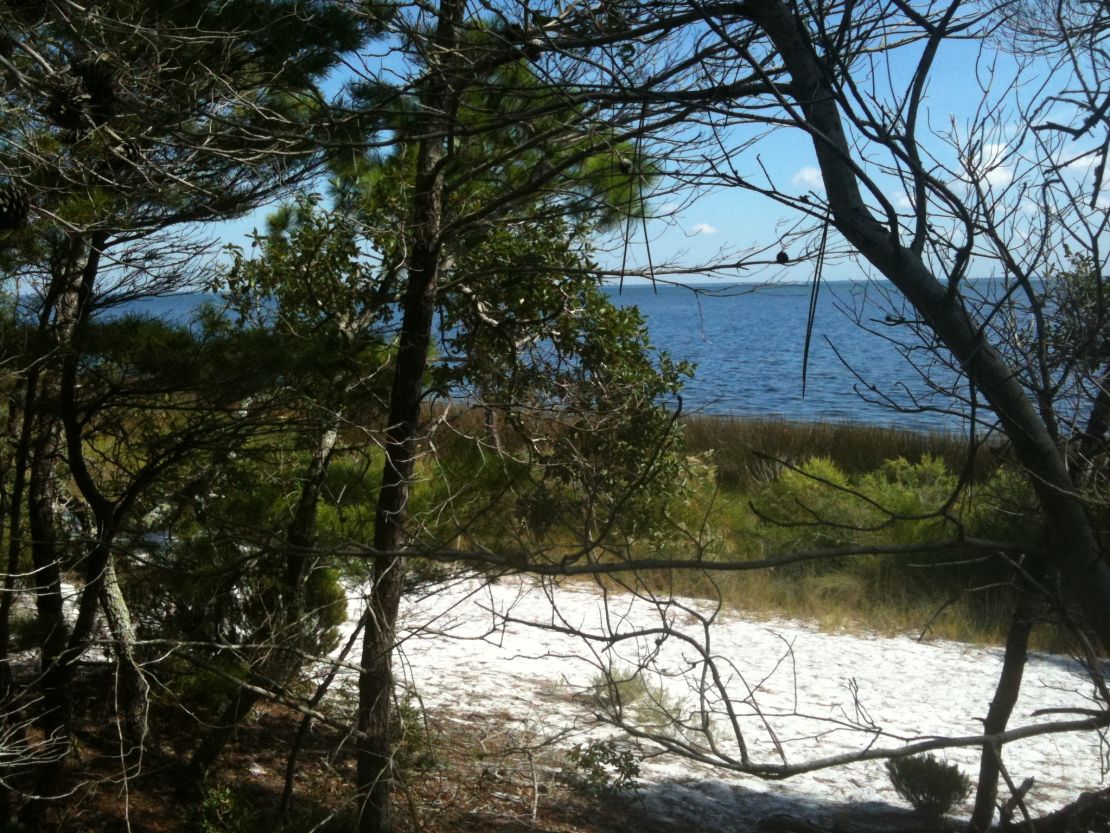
[676,410,971,439]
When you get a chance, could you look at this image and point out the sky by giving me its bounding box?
[211,22,1054,289]
[608,39,1035,284]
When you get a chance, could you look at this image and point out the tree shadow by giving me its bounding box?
[621,776,939,833]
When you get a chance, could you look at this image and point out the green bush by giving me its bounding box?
[8,611,54,653]
[885,753,971,818]
[566,739,640,795]
[964,465,1040,543]
[188,784,262,833]
[754,455,959,552]
[392,691,438,774]
[304,565,348,656]
[680,415,988,492]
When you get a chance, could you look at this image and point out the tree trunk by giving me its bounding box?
[281,608,368,820]
[355,6,460,828]
[0,370,39,702]
[0,369,38,827]
[16,232,109,828]
[17,417,70,830]
[744,0,1110,655]
[99,555,149,752]
[17,241,91,828]
[968,591,1038,832]
[356,216,442,833]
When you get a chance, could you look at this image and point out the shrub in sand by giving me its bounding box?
[885,754,971,819]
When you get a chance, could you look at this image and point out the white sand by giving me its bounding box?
[334,575,1108,831]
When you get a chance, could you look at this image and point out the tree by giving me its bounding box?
[0,0,382,823]
[12,0,1110,829]
[327,8,697,830]
[510,0,1110,827]
[184,202,393,779]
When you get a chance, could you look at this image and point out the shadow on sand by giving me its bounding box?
[620,776,943,833]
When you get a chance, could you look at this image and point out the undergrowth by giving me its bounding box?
[345,411,1075,649]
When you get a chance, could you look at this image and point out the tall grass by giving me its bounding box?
[680,414,999,491]
[631,418,1076,648]
[379,409,1066,648]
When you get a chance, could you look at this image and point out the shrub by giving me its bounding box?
[8,611,53,653]
[392,691,438,774]
[589,669,686,734]
[680,414,987,492]
[885,754,971,818]
[188,784,261,833]
[566,739,640,795]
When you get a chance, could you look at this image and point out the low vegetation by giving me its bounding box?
[679,415,995,492]
[402,410,1055,648]
[885,754,973,820]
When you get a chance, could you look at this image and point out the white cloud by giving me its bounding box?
[792,166,825,191]
[689,222,719,235]
[1065,154,1097,172]
[983,165,1014,188]
[981,142,1008,163]
[1020,198,1042,216]
[972,143,1013,189]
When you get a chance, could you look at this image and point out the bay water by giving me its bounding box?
[99,280,968,432]
[604,281,964,432]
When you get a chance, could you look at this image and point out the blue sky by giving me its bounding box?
[611,37,1034,284]
[213,31,1039,287]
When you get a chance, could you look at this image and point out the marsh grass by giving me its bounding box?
[680,414,999,491]
[407,409,1068,647]
[582,417,1070,648]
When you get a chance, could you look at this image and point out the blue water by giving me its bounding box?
[604,282,965,432]
[96,281,969,432]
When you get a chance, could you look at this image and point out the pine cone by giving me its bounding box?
[72,58,115,125]
[0,184,30,230]
[100,139,142,177]
[44,70,90,134]
[110,139,140,163]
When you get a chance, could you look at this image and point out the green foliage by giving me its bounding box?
[188,784,259,833]
[566,739,641,795]
[964,465,1040,543]
[126,443,349,703]
[167,659,253,717]
[456,271,689,548]
[0,0,379,253]
[592,427,1039,642]
[304,566,349,656]
[225,204,390,342]
[754,455,958,551]
[8,610,53,653]
[290,25,690,571]
[1043,250,1110,375]
[392,692,439,774]
[885,754,971,818]
[681,415,991,492]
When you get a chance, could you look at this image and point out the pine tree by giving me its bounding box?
[0,0,387,826]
